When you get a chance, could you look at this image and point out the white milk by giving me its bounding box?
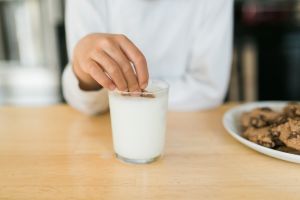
[108,81,169,163]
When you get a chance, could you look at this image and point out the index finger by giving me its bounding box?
[116,35,149,89]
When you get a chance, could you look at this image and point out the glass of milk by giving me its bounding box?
[108,80,169,164]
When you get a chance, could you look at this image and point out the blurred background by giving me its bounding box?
[0,0,299,106]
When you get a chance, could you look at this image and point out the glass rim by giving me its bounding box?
[111,79,169,95]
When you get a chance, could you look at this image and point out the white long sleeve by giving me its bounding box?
[63,0,109,114]
[62,65,108,115]
[62,0,233,114]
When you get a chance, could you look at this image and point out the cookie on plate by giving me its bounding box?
[241,107,281,130]
[271,118,300,151]
[283,102,300,119]
[243,127,276,148]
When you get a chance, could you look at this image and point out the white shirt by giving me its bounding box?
[62,0,233,115]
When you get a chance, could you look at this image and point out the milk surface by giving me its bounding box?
[109,84,168,160]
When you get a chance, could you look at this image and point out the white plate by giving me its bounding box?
[223,101,300,164]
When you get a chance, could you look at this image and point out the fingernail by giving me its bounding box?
[109,84,116,90]
[131,90,141,97]
[134,88,141,92]
[141,83,148,89]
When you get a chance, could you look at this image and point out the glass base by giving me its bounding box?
[116,153,160,164]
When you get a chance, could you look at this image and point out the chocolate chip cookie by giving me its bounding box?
[241,102,300,153]
[271,118,300,151]
[243,127,275,148]
[241,107,281,130]
[283,102,300,118]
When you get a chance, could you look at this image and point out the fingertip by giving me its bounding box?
[118,85,128,92]
[109,83,116,90]
[138,69,149,90]
[140,81,148,90]
[133,87,141,92]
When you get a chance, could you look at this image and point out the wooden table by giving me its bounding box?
[0,104,299,200]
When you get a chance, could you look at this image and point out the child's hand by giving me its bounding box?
[72,33,148,92]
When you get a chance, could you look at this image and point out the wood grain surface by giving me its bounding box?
[0,104,299,200]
